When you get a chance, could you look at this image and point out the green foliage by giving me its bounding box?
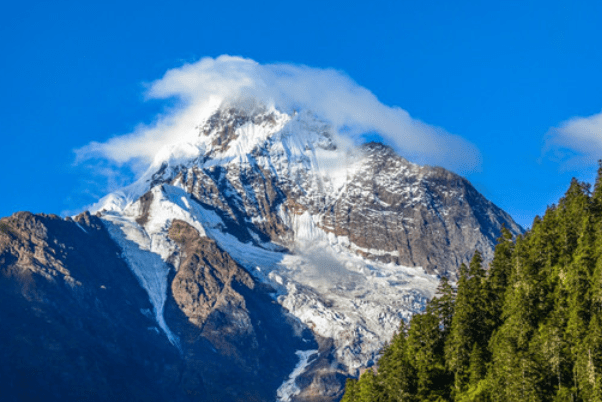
[341,378,358,402]
[342,166,602,401]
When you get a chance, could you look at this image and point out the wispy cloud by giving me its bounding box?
[75,55,481,177]
[544,110,602,169]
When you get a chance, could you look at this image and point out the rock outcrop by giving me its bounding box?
[0,212,310,402]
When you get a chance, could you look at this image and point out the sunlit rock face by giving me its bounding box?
[0,101,522,401]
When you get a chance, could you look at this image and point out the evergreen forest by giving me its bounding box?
[342,163,602,401]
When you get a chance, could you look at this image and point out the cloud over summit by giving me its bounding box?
[76,55,481,174]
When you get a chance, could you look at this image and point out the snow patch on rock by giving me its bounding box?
[277,350,319,402]
[101,214,179,346]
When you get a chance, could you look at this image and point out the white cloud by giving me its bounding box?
[75,55,480,174]
[544,110,602,168]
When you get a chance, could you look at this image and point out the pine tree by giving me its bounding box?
[446,253,488,397]
[577,312,602,401]
[590,161,602,316]
[485,226,514,330]
[357,369,379,402]
[455,343,489,402]
[538,298,570,397]
[408,304,449,401]
[566,213,595,350]
[377,321,417,401]
[341,378,358,402]
[593,160,602,211]
[432,276,455,338]
[467,252,488,347]
[445,263,472,395]
[487,234,545,401]
[468,342,486,386]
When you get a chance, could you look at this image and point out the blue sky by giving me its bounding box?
[2,0,601,229]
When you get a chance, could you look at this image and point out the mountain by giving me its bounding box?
[0,101,522,401]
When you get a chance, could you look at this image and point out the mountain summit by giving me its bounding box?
[95,101,521,274]
[1,100,522,401]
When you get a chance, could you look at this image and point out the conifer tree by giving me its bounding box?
[487,233,545,400]
[357,369,379,402]
[577,312,602,402]
[341,379,359,402]
[538,298,570,397]
[485,226,514,330]
[566,213,595,350]
[591,161,602,316]
[467,342,486,386]
[593,160,602,211]
[377,321,417,401]
[445,253,488,397]
[432,276,455,338]
[445,263,472,395]
[408,304,449,400]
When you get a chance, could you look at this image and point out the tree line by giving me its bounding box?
[342,163,602,401]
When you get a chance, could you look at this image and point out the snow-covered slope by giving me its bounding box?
[97,183,437,373]
[90,101,522,398]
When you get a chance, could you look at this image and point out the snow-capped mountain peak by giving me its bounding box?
[87,98,522,399]
[92,102,353,214]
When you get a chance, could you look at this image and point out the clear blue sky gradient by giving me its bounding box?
[2,0,601,229]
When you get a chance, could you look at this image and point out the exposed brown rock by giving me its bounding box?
[294,337,348,402]
[0,211,182,401]
[135,191,154,226]
[200,106,279,155]
[168,219,254,327]
[315,143,522,277]
[0,212,313,402]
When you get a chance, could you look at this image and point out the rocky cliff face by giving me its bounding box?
[1,102,523,401]
[318,142,515,276]
[0,212,309,402]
